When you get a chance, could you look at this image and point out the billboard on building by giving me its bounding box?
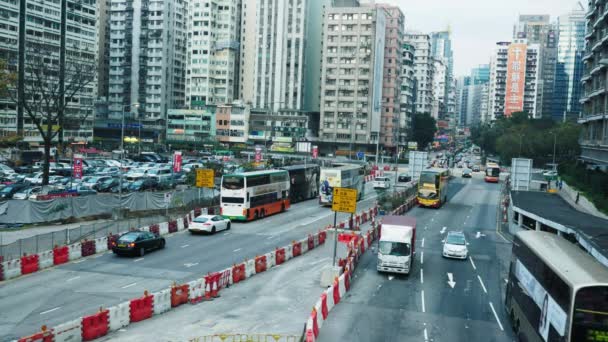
[504,43,527,117]
[371,9,386,134]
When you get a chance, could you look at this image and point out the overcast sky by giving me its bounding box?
[374,0,586,76]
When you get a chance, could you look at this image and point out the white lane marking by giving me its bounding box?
[421,238,425,248]
[73,259,86,264]
[121,282,137,289]
[489,302,505,331]
[421,290,426,313]
[184,262,199,268]
[180,244,190,248]
[300,215,329,226]
[40,307,61,315]
[388,275,394,281]
[266,235,275,240]
[477,275,488,294]
[233,248,242,252]
[420,268,424,284]
[223,232,231,236]
[66,276,80,282]
[310,257,330,266]
[133,258,144,262]
[424,328,429,341]
[469,256,477,270]
[420,251,424,265]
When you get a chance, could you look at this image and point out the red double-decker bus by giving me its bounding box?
[484,162,500,183]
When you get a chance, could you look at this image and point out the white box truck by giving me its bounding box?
[377,215,416,274]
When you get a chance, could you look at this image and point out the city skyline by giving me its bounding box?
[380,0,585,76]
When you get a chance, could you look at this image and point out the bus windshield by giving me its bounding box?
[222,176,244,190]
[419,173,438,187]
[486,168,500,177]
[572,286,608,341]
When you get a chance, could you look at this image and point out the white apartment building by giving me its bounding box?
[488,42,510,122]
[405,32,434,115]
[319,5,385,151]
[432,58,446,120]
[186,0,241,108]
[108,0,187,121]
[0,0,98,141]
[400,42,416,145]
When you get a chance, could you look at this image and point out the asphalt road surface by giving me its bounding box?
[317,172,516,342]
[0,183,383,340]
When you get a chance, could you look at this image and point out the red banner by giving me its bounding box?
[312,145,318,159]
[255,147,262,162]
[73,154,83,179]
[173,151,182,173]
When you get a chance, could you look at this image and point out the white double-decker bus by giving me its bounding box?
[318,164,364,206]
[505,231,608,342]
[220,170,290,221]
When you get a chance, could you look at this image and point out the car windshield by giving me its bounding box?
[379,241,411,256]
[1,186,13,193]
[193,217,209,223]
[118,233,140,242]
[446,234,466,245]
[132,180,143,186]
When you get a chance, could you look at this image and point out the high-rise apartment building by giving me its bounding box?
[432,58,446,120]
[376,4,404,151]
[319,5,385,153]
[514,15,558,119]
[488,42,511,122]
[430,31,454,121]
[108,0,187,122]
[553,3,586,122]
[98,0,111,99]
[399,42,416,146]
[504,40,541,118]
[0,0,98,141]
[405,32,434,116]
[186,0,241,107]
[579,0,608,167]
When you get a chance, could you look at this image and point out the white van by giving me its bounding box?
[373,177,390,189]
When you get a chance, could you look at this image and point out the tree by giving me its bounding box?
[9,43,96,185]
[0,59,16,97]
[411,113,437,150]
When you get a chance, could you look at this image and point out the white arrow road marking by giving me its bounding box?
[440,227,446,234]
[388,275,394,281]
[476,231,486,239]
[447,273,456,288]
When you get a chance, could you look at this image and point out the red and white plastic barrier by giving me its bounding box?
[67,243,82,261]
[152,288,171,315]
[108,302,130,332]
[2,259,21,280]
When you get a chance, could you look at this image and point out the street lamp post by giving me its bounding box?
[119,103,139,203]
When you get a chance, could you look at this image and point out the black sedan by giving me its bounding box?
[128,178,158,192]
[111,231,165,257]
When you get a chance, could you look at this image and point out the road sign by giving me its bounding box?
[356,151,364,159]
[331,187,357,214]
[196,169,214,188]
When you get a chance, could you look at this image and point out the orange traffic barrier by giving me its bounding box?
[53,246,69,265]
[255,255,267,273]
[344,270,351,291]
[318,231,327,245]
[129,293,153,322]
[204,273,220,300]
[168,220,178,233]
[170,284,189,307]
[307,234,314,251]
[20,254,39,275]
[82,309,109,341]
[292,241,302,257]
[339,221,345,229]
[17,327,53,342]
[218,269,230,290]
[231,263,246,284]
[275,248,286,265]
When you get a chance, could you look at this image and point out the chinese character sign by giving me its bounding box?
[73,154,83,179]
[173,151,182,173]
[504,43,527,117]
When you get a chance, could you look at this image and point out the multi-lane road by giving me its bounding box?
[0,183,381,340]
[318,172,516,342]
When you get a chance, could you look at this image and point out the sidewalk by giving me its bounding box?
[558,181,608,220]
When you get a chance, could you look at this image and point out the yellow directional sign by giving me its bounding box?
[196,169,214,188]
[332,187,357,214]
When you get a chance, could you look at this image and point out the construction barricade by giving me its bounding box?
[158,222,169,235]
[81,309,109,341]
[152,288,171,315]
[292,241,302,257]
[20,254,39,275]
[339,221,345,229]
[68,243,82,261]
[318,231,327,245]
[94,237,108,253]
[231,263,246,284]
[218,268,232,288]
[177,218,185,231]
[187,278,205,304]
[254,255,267,274]
[53,318,82,342]
[332,278,340,306]
[129,292,153,323]
[107,234,118,251]
[300,238,309,254]
[38,250,54,269]
[275,248,286,265]
[108,302,130,332]
[2,259,22,280]
[168,220,178,233]
[183,217,189,229]
[264,252,275,269]
[203,273,219,300]
[53,246,69,265]
[245,259,256,277]
[307,235,315,251]
[81,240,96,257]
[149,224,160,236]
[17,327,53,342]
[171,284,189,307]
[194,207,202,216]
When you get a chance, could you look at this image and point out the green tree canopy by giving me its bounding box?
[411,113,437,150]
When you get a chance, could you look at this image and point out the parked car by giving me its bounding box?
[13,186,42,200]
[462,169,472,178]
[147,167,173,183]
[82,176,113,190]
[443,231,468,259]
[0,183,31,199]
[128,178,158,192]
[97,178,120,192]
[397,174,411,183]
[0,163,16,175]
[182,163,204,173]
[111,231,165,257]
[373,176,391,189]
[189,215,231,234]
[97,167,121,177]
[472,165,481,172]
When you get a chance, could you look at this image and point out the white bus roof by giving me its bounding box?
[223,169,287,177]
[421,168,448,173]
[516,230,608,286]
[321,165,361,171]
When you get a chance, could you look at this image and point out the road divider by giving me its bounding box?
[14,204,378,342]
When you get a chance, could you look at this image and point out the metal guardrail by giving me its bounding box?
[188,334,301,342]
